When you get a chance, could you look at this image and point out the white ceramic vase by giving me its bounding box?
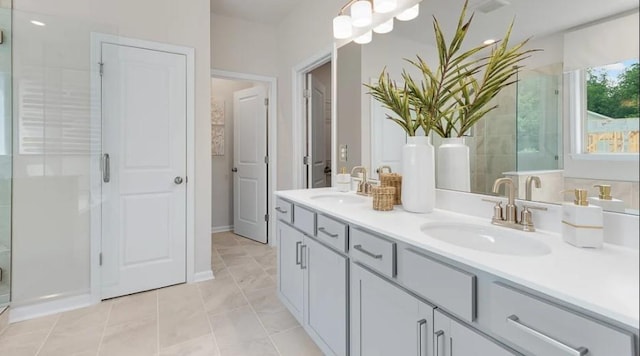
[401,136,435,213]
[436,137,471,192]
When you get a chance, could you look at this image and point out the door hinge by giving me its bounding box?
[99,62,104,76]
[264,214,269,222]
[264,98,269,106]
[99,253,103,266]
[303,156,310,165]
[554,89,559,95]
[303,89,310,99]
[264,156,269,164]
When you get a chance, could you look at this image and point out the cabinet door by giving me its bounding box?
[304,236,348,356]
[277,221,304,322]
[351,263,434,356]
[434,310,517,356]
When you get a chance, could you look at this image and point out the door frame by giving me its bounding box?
[291,47,334,189]
[210,69,278,246]
[89,33,196,303]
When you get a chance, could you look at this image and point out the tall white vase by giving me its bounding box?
[401,136,435,213]
[437,137,471,192]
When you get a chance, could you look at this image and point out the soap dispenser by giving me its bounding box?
[588,184,626,213]
[561,189,604,248]
[336,167,351,192]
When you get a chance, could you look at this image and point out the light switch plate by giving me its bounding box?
[339,144,348,162]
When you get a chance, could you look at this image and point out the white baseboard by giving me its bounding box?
[192,270,214,283]
[211,225,233,234]
[10,293,94,323]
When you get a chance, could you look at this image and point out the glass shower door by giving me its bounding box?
[0,3,12,311]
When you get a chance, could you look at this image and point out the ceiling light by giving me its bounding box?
[373,18,394,34]
[396,4,419,21]
[354,30,373,44]
[483,39,497,45]
[351,1,373,28]
[333,15,353,39]
[30,20,46,26]
[373,0,397,14]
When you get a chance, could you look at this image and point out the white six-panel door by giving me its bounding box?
[101,43,187,299]
[307,74,328,188]
[233,86,268,243]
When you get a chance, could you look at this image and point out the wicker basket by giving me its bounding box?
[372,186,396,211]
[380,173,402,205]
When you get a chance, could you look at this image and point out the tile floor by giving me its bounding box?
[0,232,322,356]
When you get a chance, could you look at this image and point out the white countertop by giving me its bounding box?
[276,188,640,330]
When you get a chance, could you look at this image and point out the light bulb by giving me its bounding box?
[373,0,397,14]
[333,15,353,39]
[396,4,419,21]
[31,20,46,26]
[354,30,372,44]
[351,1,373,28]
[373,18,394,34]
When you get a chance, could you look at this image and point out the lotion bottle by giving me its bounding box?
[561,189,604,248]
[587,184,626,213]
[336,167,351,192]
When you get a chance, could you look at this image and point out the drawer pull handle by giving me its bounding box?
[300,244,307,269]
[417,319,427,356]
[435,330,445,356]
[353,244,383,259]
[506,315,588,356]
[318,227,339,238]
[275,207,288,214]
[295,241,302,265]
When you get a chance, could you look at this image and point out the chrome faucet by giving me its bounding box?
[351,166,372,196]
[487,176,547,232]
[492,178,518,224]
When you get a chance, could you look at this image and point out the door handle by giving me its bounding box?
[102,154,110,183]
[353,244,383,259]
[435,330,445,356]
[300,244,307,269]
[231,167,238,172]
[417,319,427,356]
[275,207,288,214]
[174,176,184,185]
[318,227,339,238]
[506,315,588,356]
[295,241,302,265]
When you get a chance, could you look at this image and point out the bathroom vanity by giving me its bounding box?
[275,189,639,356]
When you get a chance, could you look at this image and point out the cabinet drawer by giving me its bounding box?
[349,227,396,278]
[402,249,476,322]
[316,214,348,253]
[293,205,315,236]
[275,198,293,224]
[490,282,636,356]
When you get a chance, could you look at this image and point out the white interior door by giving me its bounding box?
[101,43,187,299]
[371,80,407,175]
[233,86,268,243]
[307,74,327,188]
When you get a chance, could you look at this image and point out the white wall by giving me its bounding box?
[210,13,278,77]
[11,0,211,307]
[211,78,254,230]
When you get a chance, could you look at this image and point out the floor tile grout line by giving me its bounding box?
[94,300,115,356]
[34,313,61,356]
[195,281,222,356]
[214,234,284,356]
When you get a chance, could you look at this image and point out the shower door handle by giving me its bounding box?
[103,154,110,183]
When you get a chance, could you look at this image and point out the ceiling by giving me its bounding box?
[210,0,310,25]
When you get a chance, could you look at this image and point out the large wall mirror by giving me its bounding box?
[335,0,639,215]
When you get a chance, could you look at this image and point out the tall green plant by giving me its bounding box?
[367,0,538,138]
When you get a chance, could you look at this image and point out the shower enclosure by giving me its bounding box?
[0,0,12,313]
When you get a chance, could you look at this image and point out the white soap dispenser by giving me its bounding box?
[336,167,351,192]
[588,184,626,213]
[561,189,604,248]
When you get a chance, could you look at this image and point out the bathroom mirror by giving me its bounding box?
[335,0,639,215]
[0,0,12,313]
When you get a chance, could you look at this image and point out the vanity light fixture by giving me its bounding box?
[333,15,353,39]
[396,3,419,21]
[354,30,373,44]
[373,18,394,34]
[351,0,373,27]
[30,20,46,26]
[374,0,398,13]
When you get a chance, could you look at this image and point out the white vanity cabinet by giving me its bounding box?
[276,198,349,356]
[351,263,434,356]
[434,309,519,356]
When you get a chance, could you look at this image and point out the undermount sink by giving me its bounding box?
[420,222,551,256]
[310,193,368,204]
